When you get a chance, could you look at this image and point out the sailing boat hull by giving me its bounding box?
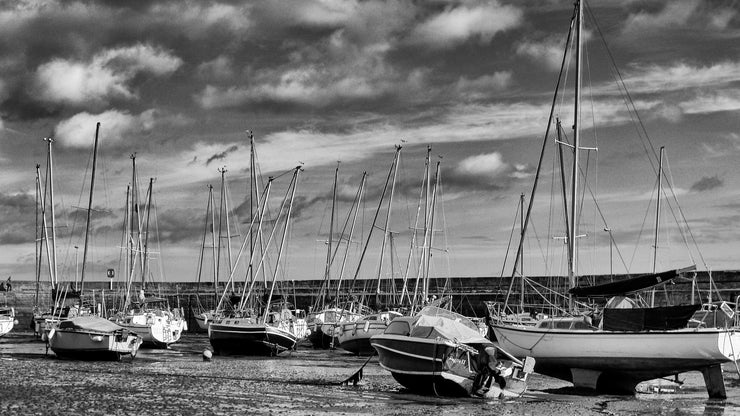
[209,319,298,356]
[493,325,740,392]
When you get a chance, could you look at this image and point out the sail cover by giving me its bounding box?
[569,265,696,298]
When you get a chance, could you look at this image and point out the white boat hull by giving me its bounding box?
[493,324,740,393]
[0,316,14,337]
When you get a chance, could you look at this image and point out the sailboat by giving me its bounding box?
[208,157,308,356]
[0,290,15,337]
[47,123,143,360]
[491,0,740,398]
[110,154,187,348]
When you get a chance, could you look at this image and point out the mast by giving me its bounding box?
[423,160,442,302]
[209,185,218,292]
[34,164,44,310]
[567,0,583,307]
[519,192,525,313]
[80,122,101,296]
[320,163,339,309]
[263,167,301,324]
[44,137,59,292]
[334,172,366,302]
[141,178,154,290]
[650,146,665,306]
[375,146,402,298]
[217,167,226,288]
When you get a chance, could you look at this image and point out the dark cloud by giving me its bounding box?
[0,192,36,244]
[153,208,202,244]
[690,175,723,192]
[206,145,239,166]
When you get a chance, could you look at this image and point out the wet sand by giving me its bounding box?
[1,332,738,415]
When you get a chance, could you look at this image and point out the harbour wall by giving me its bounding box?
[3,270,739,331]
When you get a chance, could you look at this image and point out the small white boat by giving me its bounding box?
[113,297,188,348]
[0,306,15,337]
[48,316,142,361]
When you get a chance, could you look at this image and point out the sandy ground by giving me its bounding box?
[1,332,739,415]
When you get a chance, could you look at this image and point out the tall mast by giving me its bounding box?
[34,164,44,309]
[320,163,339,309]
[141,178,154,290]
[375,146,402,297]
[209,186,218,288]
[80,122,100,295]
[44,137,59,290]
[263,167,301,324]
[568,0,583,305]
[334,172,366,301]
[519,192,525,312]
[217,167,226,288]
[651,146,665,306]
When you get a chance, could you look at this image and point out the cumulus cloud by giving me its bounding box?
[54,109,157,148]
[34,44,182,107]
[408,2,523,49]
[442,152,530,192]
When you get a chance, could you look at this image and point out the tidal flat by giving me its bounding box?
[1,332,738,415]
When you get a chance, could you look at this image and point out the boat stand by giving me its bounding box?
[700,364,727,399]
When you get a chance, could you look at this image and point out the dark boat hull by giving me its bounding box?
[370,334,478,396]
[209,320,297,356]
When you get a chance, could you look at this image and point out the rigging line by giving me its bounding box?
[629,176,658,272]
[662,156,709,271]
[499,198,520,279]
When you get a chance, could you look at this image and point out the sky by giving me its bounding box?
[1,0,740,286]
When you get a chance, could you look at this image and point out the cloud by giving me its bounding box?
[54,109,157,148]
[690,175,723,192]
[196,55,235,81]
[0,191,35,244]
[515,38,565,71]
[34,44,182,108]
[443,152,530,192]
[407,2,523,49]
[619,61,740,95]
[622,1,700,34]
[454,72,512,99]
[679,89,740,115]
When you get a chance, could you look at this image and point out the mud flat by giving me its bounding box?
[1,332,738,415]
